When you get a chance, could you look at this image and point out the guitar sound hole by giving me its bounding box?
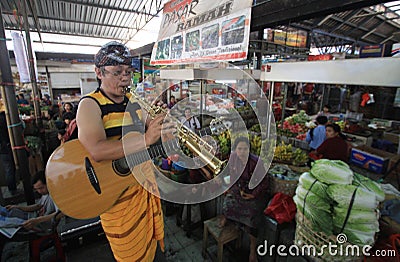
[112,159,131,177]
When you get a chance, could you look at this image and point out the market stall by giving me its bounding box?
[259,57,400,261]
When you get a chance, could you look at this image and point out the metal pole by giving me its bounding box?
[21,0,42,130]
[0,5,35,204]
[281,83,287,122]
[267,81,275,138]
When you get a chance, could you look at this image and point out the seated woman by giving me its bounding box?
[220,137,269,262]
[316,123,349,162]
[306,115,328,151]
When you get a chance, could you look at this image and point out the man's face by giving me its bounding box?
[96,65,132,97]
[33,180,48,195]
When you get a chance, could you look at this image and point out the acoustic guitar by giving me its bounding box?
[46,122,226,219]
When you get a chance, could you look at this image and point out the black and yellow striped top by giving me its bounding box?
[82,88,144,137]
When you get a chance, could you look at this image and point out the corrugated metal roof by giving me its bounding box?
[1,0,399,54]
[290,1,400,48]
[1,0,165,51]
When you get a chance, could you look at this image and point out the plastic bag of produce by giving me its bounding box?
[311,159,353,185]
[298,172,329,201]
[294,195,333,235]
[295,186,331,211]
[327,185,379,210]
[352,173,385,202]
[333,206,379,224]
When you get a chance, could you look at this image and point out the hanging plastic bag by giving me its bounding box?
[264,192,297,224]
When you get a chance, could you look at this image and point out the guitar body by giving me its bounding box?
[46,120,226,219]
[46,133,149,219]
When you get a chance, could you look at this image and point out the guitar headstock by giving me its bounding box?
[209,118,228,135]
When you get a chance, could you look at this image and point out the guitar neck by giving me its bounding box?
[122,123,222,166]
[124,139,178,167]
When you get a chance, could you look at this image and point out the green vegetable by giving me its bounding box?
[327,185,378,210]
[333,220,379,234]
[294,195,333,235]
[352,173,385,202]
[298,172,329,201]
[311,159,353,185]
[295,186,331,211]
[336,228,376,245]
[333,207,379,224]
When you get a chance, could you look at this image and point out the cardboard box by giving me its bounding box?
[350,145,395,174]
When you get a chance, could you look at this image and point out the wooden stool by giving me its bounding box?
[202,216,241,262]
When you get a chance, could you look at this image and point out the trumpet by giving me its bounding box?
[130,91,226,175]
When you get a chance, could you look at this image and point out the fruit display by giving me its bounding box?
[274,142,293,162]
[278,110,310,138]
[249,133,262,156]
[292,148,309,166]
[249,124,261,132]
[214,131,231,158]
[335,120,345,131]
[286,110,310,125]
[296,133,307,140]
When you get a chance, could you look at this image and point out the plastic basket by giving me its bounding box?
[269,175,299,197]
[294,211,363,262]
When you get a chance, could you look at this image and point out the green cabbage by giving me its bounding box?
[327,185,379,210]
[299,172,330,201]
[334,220,379,234]
[294,195,333,235]
[335,228,376,245]
[311,159,353,185]
[333,207,379,224]
[295,186,331,211]
[352,173,385,202]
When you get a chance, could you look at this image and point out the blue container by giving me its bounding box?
[172,162,186,172]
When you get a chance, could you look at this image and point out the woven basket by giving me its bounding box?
[294,211,363,262]
[269,175,299,197]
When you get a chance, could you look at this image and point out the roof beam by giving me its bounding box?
[4,27,128,41]
[50,0,158,17]
[1,11,138,30]
[329,9,361,33]
[328,15,387,39]
[292,22,371,46]
[251,0,394,31]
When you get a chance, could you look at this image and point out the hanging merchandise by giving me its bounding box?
[367,93,375,104]
[11,32,38,84]
[361,93,371,107]
[11,32,30,83]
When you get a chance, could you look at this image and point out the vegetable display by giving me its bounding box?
[310,159,353,185]
[294,159,384,246]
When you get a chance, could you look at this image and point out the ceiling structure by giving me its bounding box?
[0,0,399,56]
[0,0,166,53]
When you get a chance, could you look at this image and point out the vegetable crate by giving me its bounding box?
[295,211,363,262]
[269,175,299,197]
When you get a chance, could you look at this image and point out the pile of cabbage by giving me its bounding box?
[293,159,384,245]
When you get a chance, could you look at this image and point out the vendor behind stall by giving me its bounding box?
[315,123,349,162]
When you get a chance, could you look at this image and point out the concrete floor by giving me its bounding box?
[0,185,299,262]
[0,203,239,262]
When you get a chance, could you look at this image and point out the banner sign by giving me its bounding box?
[150,0,252,65]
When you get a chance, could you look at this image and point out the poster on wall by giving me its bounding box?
[150,0,252,65]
